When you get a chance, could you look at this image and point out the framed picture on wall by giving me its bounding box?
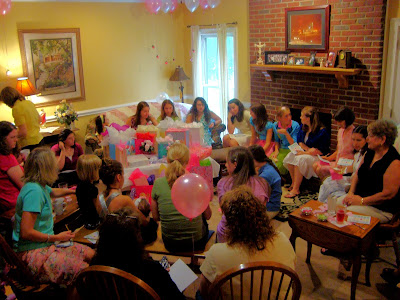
[18,28,85,107]
[265,51,290,65]
[285,5,330,52]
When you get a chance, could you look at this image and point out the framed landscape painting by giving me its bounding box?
[18,28,85,106]
[285,5,330,52]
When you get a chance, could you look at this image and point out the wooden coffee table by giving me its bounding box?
[288,200,380,300]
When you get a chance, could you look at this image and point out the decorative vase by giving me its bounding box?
[65,122,71,129]
[70,121,76,130]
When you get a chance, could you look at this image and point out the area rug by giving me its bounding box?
[275,191,319,222]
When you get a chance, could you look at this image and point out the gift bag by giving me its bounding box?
[135,132,157,155]
[188,127,203,146]
[166,128,191,147]
[104,143,128,167]
[158,142,169,159]
[137,125,159,137]
[131,185,153,204]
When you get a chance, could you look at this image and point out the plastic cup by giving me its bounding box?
[58,182,68,189]
[336,205,347,223]
[54,198,65,216]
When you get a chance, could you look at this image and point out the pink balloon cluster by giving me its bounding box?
[171,173,212,219]
[0,0,11,16]
[145,0,178,14]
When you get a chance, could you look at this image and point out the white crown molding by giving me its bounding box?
[46,95,180,122]
[12,0,144,3]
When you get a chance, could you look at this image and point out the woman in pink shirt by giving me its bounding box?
[0,121,24,213]
[217,147,269,242]
[314,107,355,180]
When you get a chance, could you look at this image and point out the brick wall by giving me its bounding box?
[249,0,386,148]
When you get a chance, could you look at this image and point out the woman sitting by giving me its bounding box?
[151,143,212,252]
[283,106,330,198]
[223,98,252,147]
[12,147,94,284]
[249,145,282,220]
[249,103,275,156]
[271,106,300,175]
[0,87,43,150]
[314,107,355,180]
[199,186,296,300]
[318,125,367,203]
[91,207,185,300]
[0,121,24,214]
[217,147,269,243]
[99,158,157,243]
[157,99,180,122]
[186,97,222,146]
[51,129,83,186]
[126,101,158,129]
[341,120,400,223]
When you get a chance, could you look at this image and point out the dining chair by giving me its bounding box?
[74,265,161,300]
[377,211,400,267]
[208,261,301,300]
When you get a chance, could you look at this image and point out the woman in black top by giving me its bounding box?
[91,208,185,300]
[342,120,400,223]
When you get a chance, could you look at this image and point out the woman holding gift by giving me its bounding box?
[186,97,222,146]
[223,98,252,147]
[126,101,158,129]
[51,129,83,186]
[0,87,43,150]
[151,143,212,252]
[157,99,180,122]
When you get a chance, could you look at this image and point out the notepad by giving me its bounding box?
[288,143,304,154]
[169,259,198,292]
[347,215,371,225]
[337,158,354,166]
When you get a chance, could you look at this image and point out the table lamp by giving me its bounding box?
[169,66,190,103]
[16,77,40,97]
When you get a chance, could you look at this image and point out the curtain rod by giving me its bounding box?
[187,21,238,28]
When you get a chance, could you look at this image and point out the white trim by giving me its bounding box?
[46,95,180,122]
[13,0,144,2]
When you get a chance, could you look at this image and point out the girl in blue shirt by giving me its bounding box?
[249,145,282,220]
[249,103,275,156]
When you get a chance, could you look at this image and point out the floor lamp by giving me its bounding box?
[169,66,190,103]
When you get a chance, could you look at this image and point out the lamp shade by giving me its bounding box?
[169,66,190,82]
[16,77,39,96]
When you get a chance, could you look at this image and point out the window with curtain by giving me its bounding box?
[191,25,238,125]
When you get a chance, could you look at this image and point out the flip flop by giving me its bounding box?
[284,192,299,198]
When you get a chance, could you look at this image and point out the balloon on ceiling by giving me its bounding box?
[0,0,12,16]
[145,0,220,14]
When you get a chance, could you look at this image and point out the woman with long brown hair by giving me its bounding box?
[126,101,158,129]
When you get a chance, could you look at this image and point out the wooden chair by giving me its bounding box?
[0,234,66,300]
[208,261,301,300]
[377,211,400,267]
[74,265,161,300]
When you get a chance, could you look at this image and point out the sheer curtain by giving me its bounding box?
[217,24,228,126]
[191,25,202,99]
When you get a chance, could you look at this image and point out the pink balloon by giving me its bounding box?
[207,0,220,9]
[169,0,178,13]
[145,0,162,14]
[171,173,212,219]
[199,0,209,10]
[0,0,11,15]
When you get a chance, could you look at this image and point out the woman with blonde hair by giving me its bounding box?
[12,147,95,285]
[0,87,43,150]
[151,143,212,252]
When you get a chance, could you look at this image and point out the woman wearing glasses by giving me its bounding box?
[91,208,185,300]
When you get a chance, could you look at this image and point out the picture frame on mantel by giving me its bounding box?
[285,5,330,52]
[18,28,85,107]
[265,51,290,65]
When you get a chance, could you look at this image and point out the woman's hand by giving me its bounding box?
[270,151,279,160]
[59,141,65,151]
[343,194,363,206]
[209,122,215,129]
[56,231,75,242]
[277,128,287,135]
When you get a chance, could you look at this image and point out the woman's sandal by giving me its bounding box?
[381,268,400,285]
[284,192,299,198]
[320,248,341,257]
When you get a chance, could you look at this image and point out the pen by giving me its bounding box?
[352,223,365,230]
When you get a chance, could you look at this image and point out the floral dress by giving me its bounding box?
[197,115,213,146]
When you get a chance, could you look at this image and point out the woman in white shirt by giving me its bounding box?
[223,99,252,147]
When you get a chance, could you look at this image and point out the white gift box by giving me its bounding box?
[127,154,149,168]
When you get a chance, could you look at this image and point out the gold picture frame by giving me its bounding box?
[18,28,85,107]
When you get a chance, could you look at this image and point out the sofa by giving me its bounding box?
[84,101,230,163]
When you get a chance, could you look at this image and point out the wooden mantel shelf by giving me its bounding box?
[251,64,362,88]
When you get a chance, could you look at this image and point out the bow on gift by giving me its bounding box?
[137,132,156,140]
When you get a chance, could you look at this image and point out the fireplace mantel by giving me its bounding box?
[251,64,362,89]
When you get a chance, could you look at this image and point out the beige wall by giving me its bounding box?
[0,2,186,144]
[181,0,250,105]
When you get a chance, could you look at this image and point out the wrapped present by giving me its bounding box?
[135,132,157,155]
[104,143,128,167]
[166,128,191,147]
[127,154,149,168]
[137,125,159,137]
[156,134,174,159]
[178,123,204,146]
